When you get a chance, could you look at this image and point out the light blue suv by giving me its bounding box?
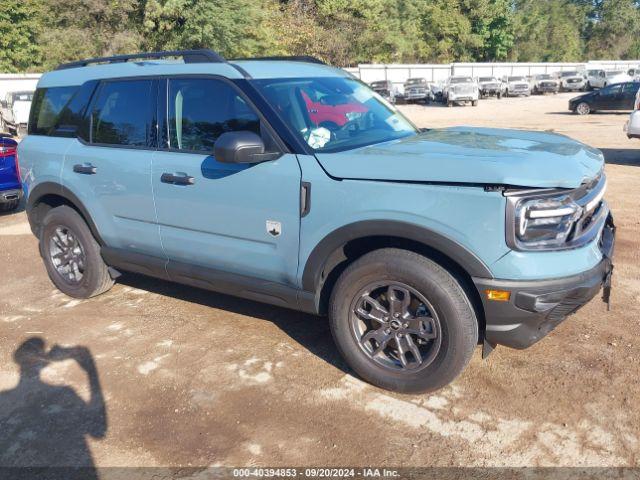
[19,50,615,393]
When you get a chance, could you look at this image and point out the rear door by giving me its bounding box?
[62,78,164,258]
[152,77,302,285]
[620,82,640,110]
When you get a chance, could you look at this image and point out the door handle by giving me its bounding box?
[73,164,97,175]
[161,172,195,185]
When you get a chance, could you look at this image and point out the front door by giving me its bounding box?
[152,77,302,286]
[595,84,623,110]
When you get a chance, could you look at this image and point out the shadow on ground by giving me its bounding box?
[118,273,349,375]
[0,338,105,479]
[600,147,640,166]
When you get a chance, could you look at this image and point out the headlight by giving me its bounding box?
[345,111,363,121]
[507,191,582,250]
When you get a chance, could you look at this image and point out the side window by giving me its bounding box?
[28,87,77,135]
[623,83,639,94]
[167,78,261,152]
[602,84,621,96]
[91,80,153,147]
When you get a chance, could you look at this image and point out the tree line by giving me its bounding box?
[1,0,639,73]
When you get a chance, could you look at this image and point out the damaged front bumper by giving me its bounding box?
[473,215,615,350]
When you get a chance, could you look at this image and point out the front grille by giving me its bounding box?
[453,85,474,94]
[540,82,556,87]
[567,78,581,84]
[512,83,528,90]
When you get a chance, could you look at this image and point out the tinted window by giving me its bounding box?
[91,80,153,146]
[167,78,261,152]
[29,87,77,135]
[622,83,639,94]
[55,81,98,138]
[602,84,622,96]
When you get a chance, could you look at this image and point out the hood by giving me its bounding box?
[12,101,31,124]
[315,127,604,189]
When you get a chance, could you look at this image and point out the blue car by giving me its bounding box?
[18,50,615,393]
[0,134,22,212]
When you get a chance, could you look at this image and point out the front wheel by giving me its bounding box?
[329,249,478,394]
[576,102,591,115]
[39,205,114,298]
[472,100,478,106]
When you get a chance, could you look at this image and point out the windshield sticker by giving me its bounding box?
[306,127,332,149]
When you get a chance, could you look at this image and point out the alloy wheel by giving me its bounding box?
[48,225,86,285]
[349,282,442,372]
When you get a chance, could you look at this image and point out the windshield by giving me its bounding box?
[450,77,473,84]
[606,71,624,77]
[508,76,525,82]
[536,74,551,80]
[253,77,418,153]
[561,72,578,77]
[479,77,496,82]
[406,78,426,85]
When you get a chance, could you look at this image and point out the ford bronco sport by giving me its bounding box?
[19,50,615,393]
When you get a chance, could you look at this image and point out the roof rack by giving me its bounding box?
[232,55,326,65]
[55,49,226,71]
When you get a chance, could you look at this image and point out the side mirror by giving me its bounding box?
[214,131,281,164]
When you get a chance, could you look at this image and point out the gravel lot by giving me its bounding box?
[1,92,639,471]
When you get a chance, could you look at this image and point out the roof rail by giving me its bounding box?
[232,55,326,65]
[55,49,226,71]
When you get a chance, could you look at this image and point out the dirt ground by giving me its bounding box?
[1,92,639,471]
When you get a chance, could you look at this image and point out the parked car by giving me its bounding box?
[427,82,443,103]
[0,135,22,212]
[624,87,640,138]
[588,70,633,90]
[403,77,430,104]
[20,50,615,394]
[443,76,479,106]
[300,89,369,131]
[370,80,397,104]
[0,90,34,137]
[586,69,604,90]
[558,71,586,92]
[502,76,530,97]
[529,74,559,94]
[569,81,640,115]
[477,77,504,98]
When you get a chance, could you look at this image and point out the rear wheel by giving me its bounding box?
[329,249,478,393]
[39,205,114,298]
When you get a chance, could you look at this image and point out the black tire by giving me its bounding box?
[472,100,478,106]
[329,248,478,394]
[39,205,114,299]
[0,200,19,212]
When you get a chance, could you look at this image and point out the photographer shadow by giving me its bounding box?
[0,338,106,479]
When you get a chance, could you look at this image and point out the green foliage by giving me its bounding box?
[0,0,41,72]
[513,0,587,62]
[2,0,640,72]
[142,0,277,57]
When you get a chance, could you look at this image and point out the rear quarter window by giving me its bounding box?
[28,86,78,135]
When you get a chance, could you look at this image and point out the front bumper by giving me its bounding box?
[0,188,22,204]
[473,216,615,349]
[564,83,585,90]
[537,85,559,92]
